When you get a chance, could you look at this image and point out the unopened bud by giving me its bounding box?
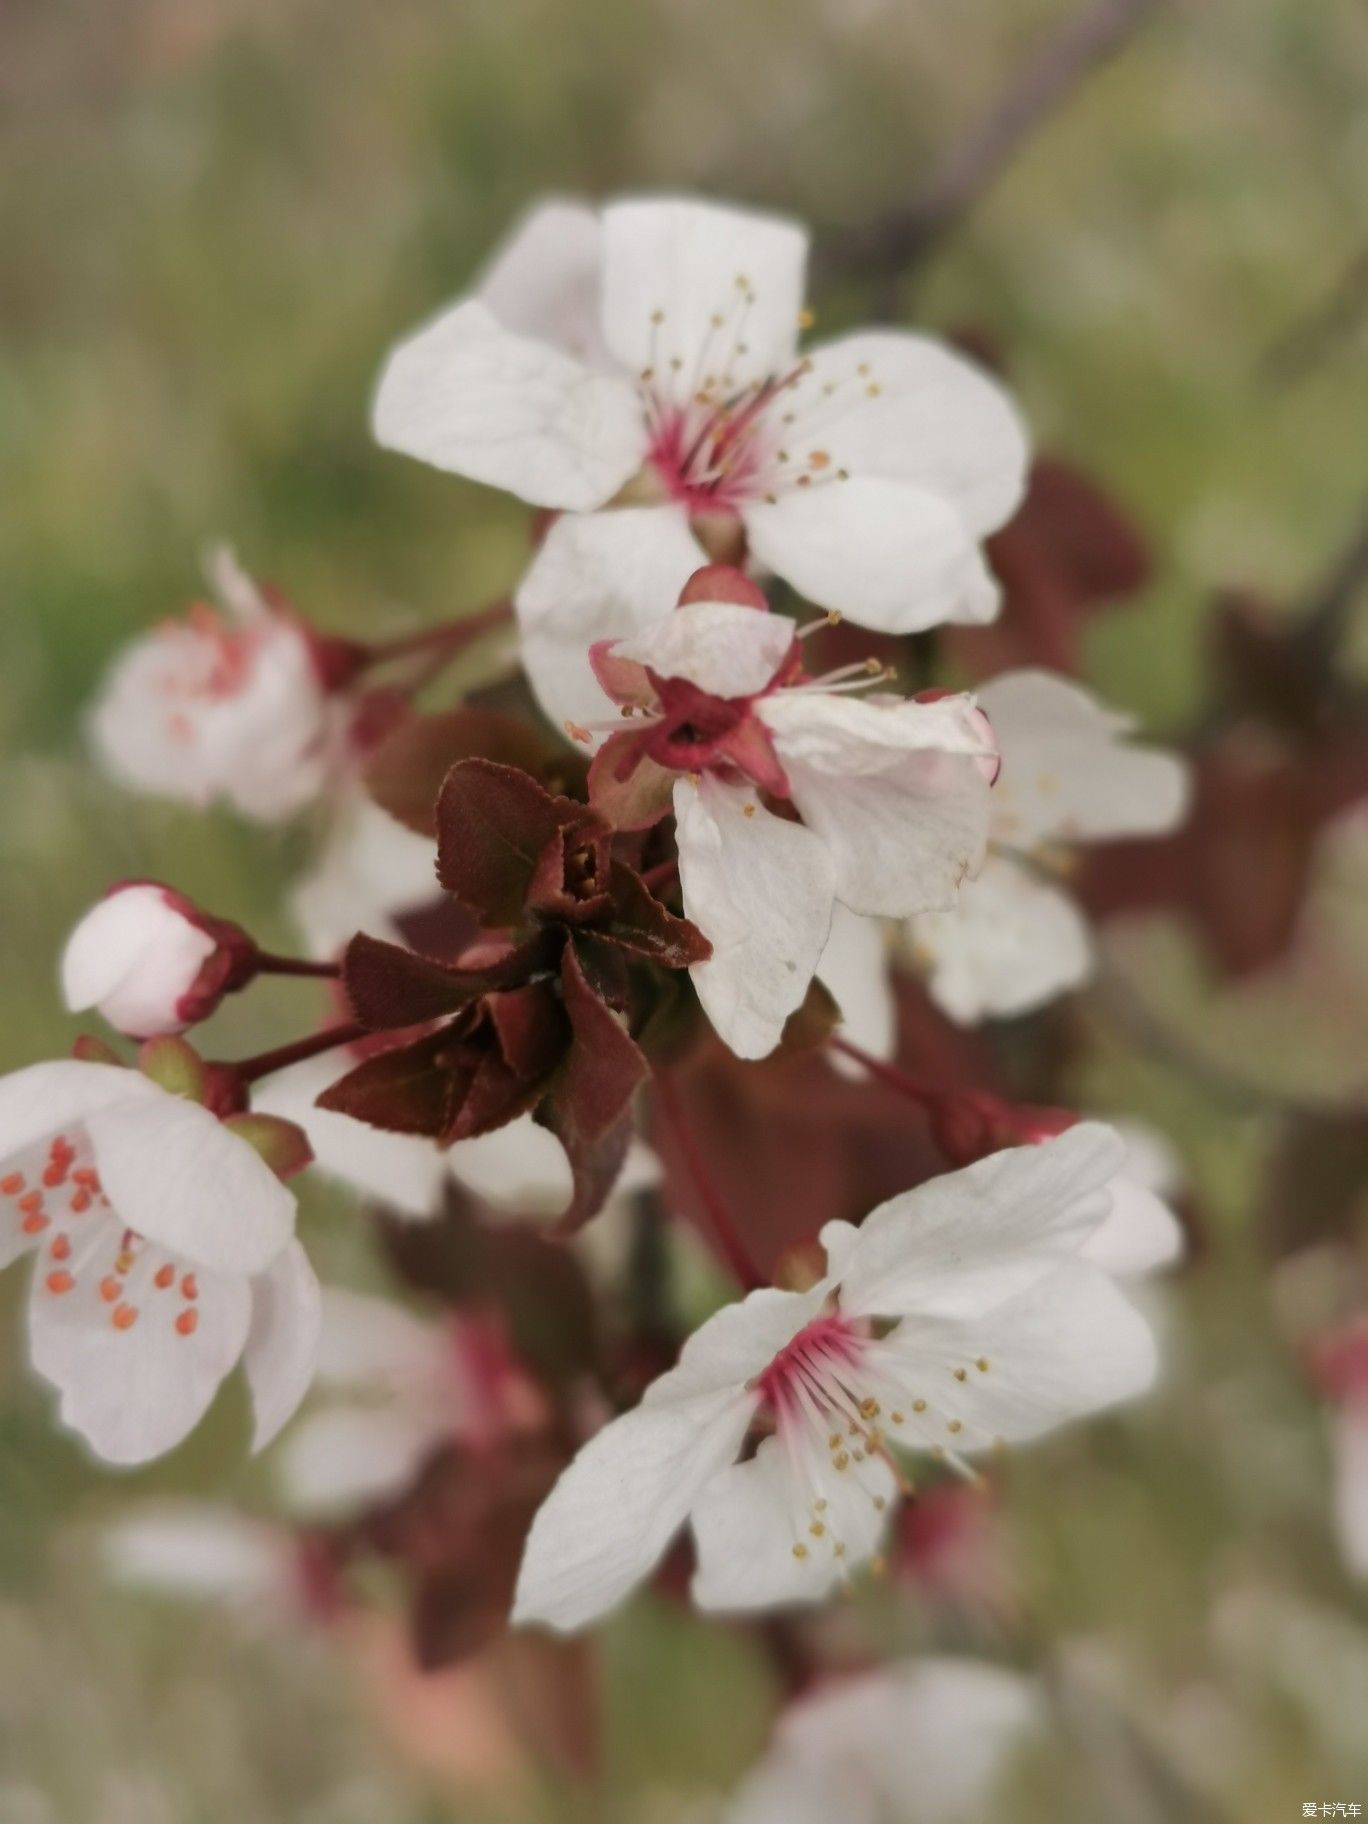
[678,563,768,612]
[61,883,254,1038]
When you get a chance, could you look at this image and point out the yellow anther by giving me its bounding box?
[792,1542,809,1560]
[947,1419,963,1435]
[913,1399,928,1414]
[976,1357,990,1373]
[798,307,815,329]
[954,1368,968,1382]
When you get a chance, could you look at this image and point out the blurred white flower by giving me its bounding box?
[0,1060,319,1464]
[579,586,996,1058]
[371,194,1028,727]
[60,882,247,1038]
[291,790,442,960]
[725,1656,1039,1824]
[513,1125,1156,1632]
[277,1288,543,1517]
[102,1502,299,1610]
[89,549,341,823]
[907,669,1189,1022]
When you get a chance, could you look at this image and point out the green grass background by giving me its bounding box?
[1,0,1366,1816]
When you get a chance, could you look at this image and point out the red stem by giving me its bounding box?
[829,1036,939,1111]
[654,1072,764,1292]
[640,858,679,894]
[362,598,512,667]
[232,1022,369,1086]
[252,952,342,981]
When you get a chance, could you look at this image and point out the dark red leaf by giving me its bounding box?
[366,707,576,838]
[436,759,582,925]
[342,930,548,1030]
[316,1029,460,1137]
[600,860,712,968]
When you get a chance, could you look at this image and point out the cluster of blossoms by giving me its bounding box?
[10,192,1216,1791]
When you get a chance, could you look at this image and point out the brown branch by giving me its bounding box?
[818,0,1164,287]
[1293,498,1368,675]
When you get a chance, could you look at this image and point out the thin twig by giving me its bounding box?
[819,0,1163,287]
[654,1072,764,1291]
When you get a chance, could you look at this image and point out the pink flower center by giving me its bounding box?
[152,605,267,707]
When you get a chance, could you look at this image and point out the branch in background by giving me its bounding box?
[1259,243,1368,389]
[818,0,1164,289]
[1293,498,1368,676]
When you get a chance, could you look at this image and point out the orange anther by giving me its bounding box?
[808,449,831,469]
[50,1235,71,1261]
[0,1174,24,1196]
[114,1252,135,1274]
[18,1191,43,1216]
[42,1163,69,1188]
[45,1270,75,1295]
[154,1263,176,1290]
[72,1169,100,1188]
[69,1190,92,1214]
[21,1213,50,1236]
[175,1309,199,1337]
[111,1303,139,1331]
[181,1274,198,1301]
[99,1277,120,1303]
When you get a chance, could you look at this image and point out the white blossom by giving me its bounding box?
[513,1124,1156,1632]
[726,1657,1040,1824]
[89,549,339,824]
[60,883,235,1038]
[0,1061,319,1464]
[907,669,1189,1022]
[371,194,1028,726]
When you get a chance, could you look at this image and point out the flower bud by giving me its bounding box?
[677,563,768,611]
[924,1088,1075,1169]
[61,883,253,1038]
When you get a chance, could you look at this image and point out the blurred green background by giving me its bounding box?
[1,0,1366,1817]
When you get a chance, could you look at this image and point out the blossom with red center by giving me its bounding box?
[0,1058,319,1464]
[89,547,346,823]
[512,1124,1156,1632]
[369,195,1028,732]
[549,568,997,1057]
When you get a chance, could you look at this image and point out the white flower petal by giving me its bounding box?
[512,1385,756,1633]
[661,1284,826,1399]
[675,774,836,1059]
[1333,1408,1368,1581]
[242,1240,322,1451]
[745,478,1001,631]
[909,854,1094,1024]
[1082,1171,1185,1279]
[601,197,806,401]
[254,1052,446,1219]
[515,507,707,730]
[838,1123,1127,1323]
[815,904,896,1067]
[0,1061,160,1164]
[28,1228,252,1466]
[278,1405,444,1518]
[476,198,607,363]
[612,600,795,699]
[759,691,992,918]
[979,669,1190,848]
[447,1112,574,1214]
[878,1258,1158,1450]
[690,1433,895,1612]
[372,298,645,510]
[85,1095,296,1277]
[780,329,1029,534]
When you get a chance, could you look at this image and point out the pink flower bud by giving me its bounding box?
[60,883,253,1038]
[677,563,768,611]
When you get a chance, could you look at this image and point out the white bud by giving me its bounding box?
[61,884,223,1037]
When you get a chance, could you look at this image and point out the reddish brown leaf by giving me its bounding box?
[343,930,549,1030]
[437,759,585,926]
[317,1029,460,1137]
[599,860,712,968]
